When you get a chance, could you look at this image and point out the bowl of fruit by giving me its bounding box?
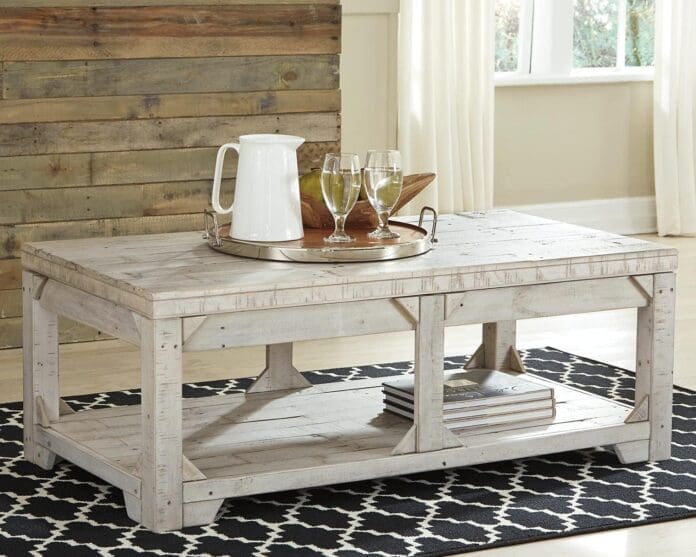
[299,171,436,229]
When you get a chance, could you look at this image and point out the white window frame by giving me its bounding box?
[495,0,655,86]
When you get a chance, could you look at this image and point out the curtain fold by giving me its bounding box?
[398,0,495,215]
[654,0,696,236]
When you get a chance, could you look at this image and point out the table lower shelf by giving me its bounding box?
[36,374,649,505]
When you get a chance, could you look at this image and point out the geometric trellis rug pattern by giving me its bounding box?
[0,347,694,557]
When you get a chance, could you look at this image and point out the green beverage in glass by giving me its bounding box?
[364,150,403,240]
[321,153,362,243]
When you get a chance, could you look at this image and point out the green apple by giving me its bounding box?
[299,169,323,202]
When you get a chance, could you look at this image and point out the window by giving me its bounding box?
[495,0,655,85]
[495,0,521,72]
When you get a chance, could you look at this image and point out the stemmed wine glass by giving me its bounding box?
[321,153,362,243]
[364,150,403,240]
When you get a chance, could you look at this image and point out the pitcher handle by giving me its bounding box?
[211,143,240,215]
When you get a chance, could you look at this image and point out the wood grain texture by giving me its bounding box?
[182,298,415,351]
[22,271,59,468]
[246,343,311,393]
[43,374,648,508]
[0,89,340,125]
[0,1,338,6]
[3,213,203,258]
[0,113,340,156]
[636,272,676,461]
[19,212,678,319]
[0,5,340,61]
[0,181,221,225]
[0,142,338,192]
[412,295,461,453]
[0,3,341,347]
[139,317,183,531]
[445,276,652,325]
[0,259,21,290]
[2,55,339,99]
[39,279,140,346]
[483,321,517,371]
[0,289,21,318]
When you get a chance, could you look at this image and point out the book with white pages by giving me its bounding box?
[382,369,554,410]
[383,396,555,421]
[384,403,556,430]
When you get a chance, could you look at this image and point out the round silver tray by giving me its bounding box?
[203,207,438,263]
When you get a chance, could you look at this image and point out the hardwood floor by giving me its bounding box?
[0,233,693,555]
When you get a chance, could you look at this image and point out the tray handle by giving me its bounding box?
[203,209,222,247]
[418,206,438,243]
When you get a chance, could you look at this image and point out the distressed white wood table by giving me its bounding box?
[21,211,677,532]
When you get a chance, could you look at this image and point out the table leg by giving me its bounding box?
[139,317,183,532]
[247,343,311,393]
[393,295,460,454]
[467,321,525,372]
[22,271,59,470]
[482,321,517,369]
[636,272,675,461]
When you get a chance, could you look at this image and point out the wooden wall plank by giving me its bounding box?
[0,142,335,192]
[0,259,21,290]
[0,288,20,318]
[21,11,338,59]
[0,181,228,225]
[0,5,340,61]
[1,214,203,259]
[0,315,106,349]
[0,154,92,191]
[0,89,341,125]
[0,113,340,156]
[2,55,340,99]
[0,1,339,9]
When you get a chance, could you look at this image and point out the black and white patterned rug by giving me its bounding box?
[0,347,694,557]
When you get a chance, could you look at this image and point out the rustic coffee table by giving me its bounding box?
[21,211,677,532]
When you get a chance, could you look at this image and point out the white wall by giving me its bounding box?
[495,81,655,206]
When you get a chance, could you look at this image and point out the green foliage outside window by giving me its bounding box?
[626,0,655,66]
[495,0,520,72]
[574,0,618,68]
[494,0,654,72]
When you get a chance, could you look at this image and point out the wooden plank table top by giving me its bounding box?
[21,211,677,318]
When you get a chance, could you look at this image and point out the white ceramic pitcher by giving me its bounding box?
[211,134,305,242]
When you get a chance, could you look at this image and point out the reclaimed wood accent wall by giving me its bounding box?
[0,0,341,348]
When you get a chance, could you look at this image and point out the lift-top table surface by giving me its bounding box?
[21,211,677,532]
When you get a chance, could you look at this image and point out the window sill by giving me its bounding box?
[495,67,654,87]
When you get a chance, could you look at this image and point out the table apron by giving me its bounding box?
[181,275,653,352]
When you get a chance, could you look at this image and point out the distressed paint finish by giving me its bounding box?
[21,212,678,319]
[139,317,183,531]
[22,271,59,469]
[20,212,677,531]
[635,272,676,460]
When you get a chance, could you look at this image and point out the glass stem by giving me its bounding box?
[378,211,390,231]
[335,215,347,237]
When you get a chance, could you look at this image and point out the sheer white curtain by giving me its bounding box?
[398,0,495,214]
[654,0,696,236]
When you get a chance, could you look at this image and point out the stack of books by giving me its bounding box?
[383,369,555,432]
